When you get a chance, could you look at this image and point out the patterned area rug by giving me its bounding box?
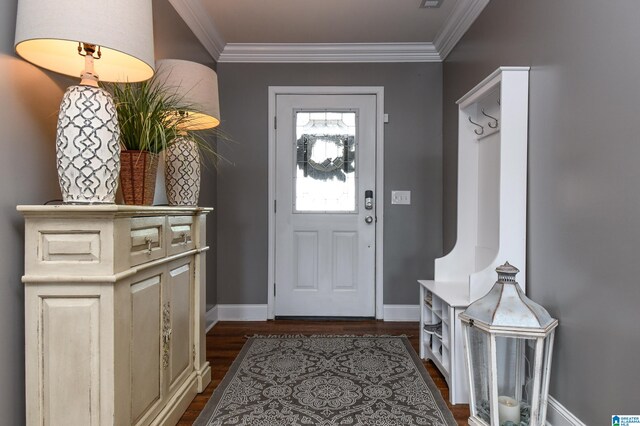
[195,336,457,425]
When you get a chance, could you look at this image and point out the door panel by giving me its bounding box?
[294,231,319,289]
[275,94,376,317]
[332,231,358,290]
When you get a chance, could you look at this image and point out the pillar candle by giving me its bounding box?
[498,396,520,424]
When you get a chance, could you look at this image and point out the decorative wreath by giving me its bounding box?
[296,134,356,182]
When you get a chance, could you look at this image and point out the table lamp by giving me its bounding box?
[14,0,155,204]
[155,59,220,206]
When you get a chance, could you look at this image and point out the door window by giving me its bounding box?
[294,111,357,212]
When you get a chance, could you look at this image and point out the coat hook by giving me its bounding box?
[468,116,484,135]
[481,108,499,129]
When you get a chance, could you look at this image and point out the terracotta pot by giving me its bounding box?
[119,150,159,205]
[165,137,201,206]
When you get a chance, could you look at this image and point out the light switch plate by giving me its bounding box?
[391,190,411,205]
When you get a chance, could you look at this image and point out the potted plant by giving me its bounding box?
[104,74,213,205]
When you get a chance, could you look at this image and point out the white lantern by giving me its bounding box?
[459,263,558,426]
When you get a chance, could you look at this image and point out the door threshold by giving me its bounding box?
[275,316,376,321]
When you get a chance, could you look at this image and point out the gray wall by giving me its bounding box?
[0,2,66,424]
[216,63,443,305]
[443,1,640,421]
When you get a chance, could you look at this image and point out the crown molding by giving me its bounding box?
[218,43,441,63]
[168,0,225,60]
[170,0,489,63]
[433,0,490,60]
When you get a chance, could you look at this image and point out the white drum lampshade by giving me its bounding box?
[156,59,220,206]
[14,0,155,204]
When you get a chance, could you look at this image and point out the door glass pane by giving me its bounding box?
[295,111,357,212]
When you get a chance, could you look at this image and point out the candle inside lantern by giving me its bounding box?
[498,396,520,424]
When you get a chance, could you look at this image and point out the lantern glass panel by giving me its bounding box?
[527,334,554,426]
[495,335,537,425]
[468,326,491,423]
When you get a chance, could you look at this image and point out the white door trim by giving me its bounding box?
[268,86,385,320]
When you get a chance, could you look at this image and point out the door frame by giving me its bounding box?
[267,86,385,320]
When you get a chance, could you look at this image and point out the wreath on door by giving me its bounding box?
[296,134,356,182]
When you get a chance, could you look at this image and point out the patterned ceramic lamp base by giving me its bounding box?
[165,137,200,206]
[56,85,120,204]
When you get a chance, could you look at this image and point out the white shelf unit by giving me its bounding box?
[419,67,530,405]
[419,280,470,405]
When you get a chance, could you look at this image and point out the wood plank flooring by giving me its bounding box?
[178,320,469,425]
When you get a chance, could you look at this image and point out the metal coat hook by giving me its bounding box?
[468,116,484,135]
[481,108,499,129]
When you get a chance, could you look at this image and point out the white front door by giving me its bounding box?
[274,93,377,317]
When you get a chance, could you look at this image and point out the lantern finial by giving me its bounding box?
[496,262,519,283]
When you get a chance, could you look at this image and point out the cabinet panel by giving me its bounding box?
[168,260,194,390]
[40,231,101,262]
[41,297,100,426]
[131,275,162,424]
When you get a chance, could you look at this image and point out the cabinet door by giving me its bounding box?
[130,271,164,425]
[166,257,195,393]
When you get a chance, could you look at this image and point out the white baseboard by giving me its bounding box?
[205,305,218,332]
[217,304,269,321]
[211,304,420,322]
[546,396,586,426]
[382,304,420,322]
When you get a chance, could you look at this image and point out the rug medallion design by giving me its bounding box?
[195,336,457,425]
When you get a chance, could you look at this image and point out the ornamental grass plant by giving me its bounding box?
[103,73,229,164]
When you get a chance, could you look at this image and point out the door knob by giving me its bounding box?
[365,216,374,224]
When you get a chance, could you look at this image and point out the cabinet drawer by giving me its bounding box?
[130,217,165,266]
[167,216,195,256]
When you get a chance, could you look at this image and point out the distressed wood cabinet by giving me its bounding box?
[19,205,212,426]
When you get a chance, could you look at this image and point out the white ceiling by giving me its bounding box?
[168,0,489,63]
[201,0,458,43]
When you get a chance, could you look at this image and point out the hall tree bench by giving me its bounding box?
[418,67,530,405]
[19,205,212,426]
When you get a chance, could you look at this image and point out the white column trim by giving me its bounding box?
[268,86,385,320]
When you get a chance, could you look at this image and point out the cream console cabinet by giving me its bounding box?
[19,205,212,426]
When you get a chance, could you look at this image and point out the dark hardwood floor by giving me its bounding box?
[178,320,469,425]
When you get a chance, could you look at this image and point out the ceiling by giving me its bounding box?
[168,0,489,63]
